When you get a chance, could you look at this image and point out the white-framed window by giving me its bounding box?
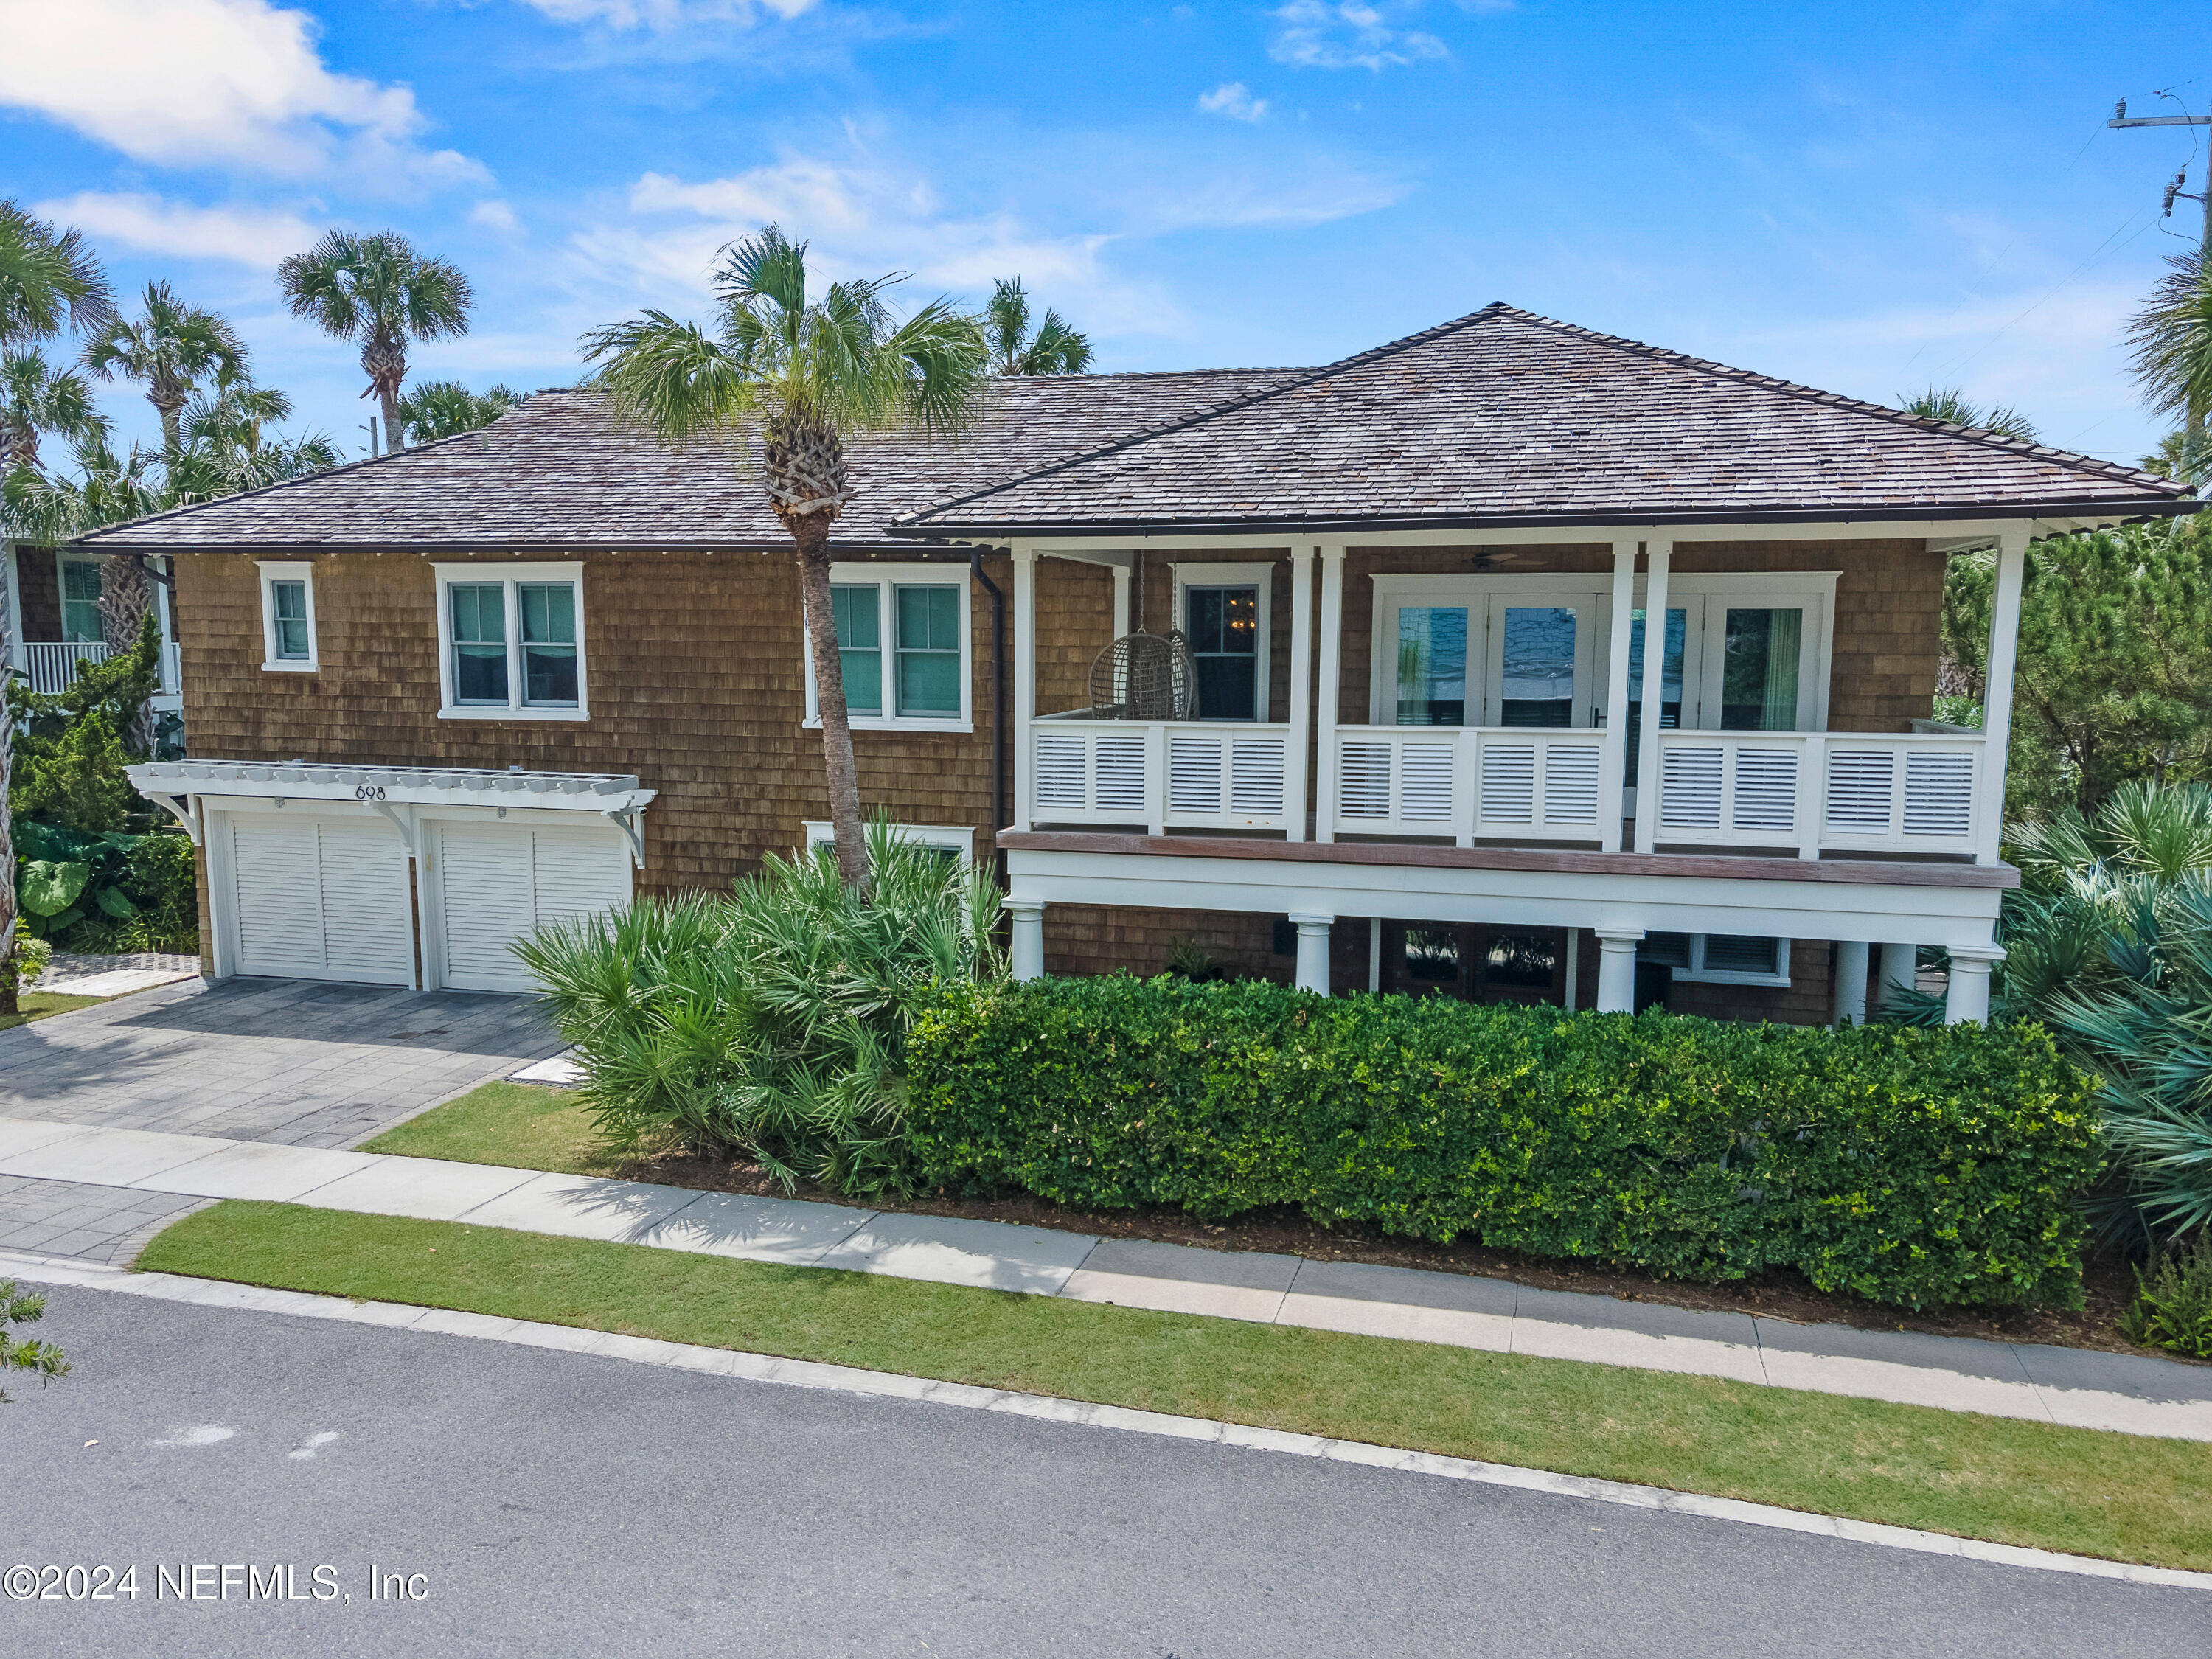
[1638,932,1792,987]
[1173,560,1273,722]
[1368,572,1837,736]
[58,553,103,643]
[431,561,589,721]
[255,560,318,671]
[800,821,974,869]
[806,562,971,731]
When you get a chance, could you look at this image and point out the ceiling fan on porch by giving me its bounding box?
[1088,549,1197,720]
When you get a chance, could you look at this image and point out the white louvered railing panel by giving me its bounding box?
[1328,729,1603,843]
[1026,719,1289,831]
[1648,731,1983,854]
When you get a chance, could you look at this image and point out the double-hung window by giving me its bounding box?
[1638,932,1792,987]
[1175,563,1271,722]
[810,563,971,730]
[60,556,103,643]
[254,560,318,672]
[433,563,588,720]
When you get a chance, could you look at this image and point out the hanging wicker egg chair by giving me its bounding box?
[1088,629,1197,720]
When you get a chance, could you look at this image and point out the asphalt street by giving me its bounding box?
[4,1284,2208,1658]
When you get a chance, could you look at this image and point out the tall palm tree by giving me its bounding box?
[176,378,339,496]
[582,226,987,888]
[0,203,113,1015]
[0,349,108,471]
[393,378,521,443]
[2130,250,2212,453]
[1899,386,2039,442]
[79,280,248,455]
[984,277,1093,376]
[278,230,473,454]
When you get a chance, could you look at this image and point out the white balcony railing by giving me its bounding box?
[1323,726,1986,855]
[1030,717,1291,833]
[1653,731,1983,856]
[18,640,181,697]
[1331,726,1607,842]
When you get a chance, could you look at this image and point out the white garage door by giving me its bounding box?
[431,820,632,993]
[224,811,415,986]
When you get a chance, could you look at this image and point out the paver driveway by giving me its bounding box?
[0,975,561,1148]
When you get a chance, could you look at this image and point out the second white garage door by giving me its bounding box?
[429,819,633,993]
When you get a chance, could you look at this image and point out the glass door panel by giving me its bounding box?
[1498,605,1578,727]
[1719,607,1804,731]
[1621,600,1701,786]
[1394,605,1468,726]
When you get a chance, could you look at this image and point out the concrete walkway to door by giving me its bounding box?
[0,976,564,1149]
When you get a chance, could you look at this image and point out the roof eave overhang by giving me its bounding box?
[890,495,2201,542]
[71,536,983,557]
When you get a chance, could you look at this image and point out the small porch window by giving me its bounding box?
[60,556,103,642]
[1638,932,1790,986]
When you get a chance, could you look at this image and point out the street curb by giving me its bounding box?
[6,1247,2207,1595]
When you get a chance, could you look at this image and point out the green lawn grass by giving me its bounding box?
[0,991,108,1034]
[358,1082,619,1175]
[138,1200,2212,1571]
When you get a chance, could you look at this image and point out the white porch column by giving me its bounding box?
[1312,545,1347,843]
[1832,939,1869,1026]
[1975,526,2030,865]
[1368,915,1382,993]
[1,540,27,672]
[1285,546,1316,841]
[1631,539,1672,855]
[1111,563,1131,641]
[1600,538,1638,853]
[1876,941,1918,1009]
[1943,943,2005,1025]
[1006,898,1046,981]
[1289,911,1333,994]
[1595,927,1644,1012]
[1011,544,1037,832]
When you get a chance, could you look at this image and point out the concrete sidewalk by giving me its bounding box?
[4,1111,2208,1441]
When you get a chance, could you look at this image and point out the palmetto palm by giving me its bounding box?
[79,281,248,455]
[278,230,473,453]
[1899,386,2039,442]
[985,277,1093,376]
[582,226,987,889]
[393,378,521,444]
[2130,250,2212,448]
[0,199,114,346]
[175,380,338,497]
[0,349,108,472]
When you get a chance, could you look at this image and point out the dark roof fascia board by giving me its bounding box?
[82,538,985,558]
[891,497,2202,541]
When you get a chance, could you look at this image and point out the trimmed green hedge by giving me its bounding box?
[905,978,2104,1310]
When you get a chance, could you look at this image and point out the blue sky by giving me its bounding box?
[3,0,2206,468]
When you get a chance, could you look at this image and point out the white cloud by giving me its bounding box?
[518,0,815,27]
[30,191,318,269]
[471,199,524,234]
[1198,83,1270,123]
[1268,1,1449,71]
[0,0,487,188]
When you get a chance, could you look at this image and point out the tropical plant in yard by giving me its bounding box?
[984,276,1093,376]
[394,378,521,443]
[1,201,114,1019]
[278,229,473,454]
[2118,1229,2212,1357]
[1899,386,2038,441]
[0,1280,67,1402]
[582,226,987,888]
[2129,248,2212,451]
[515,820,1004,1196]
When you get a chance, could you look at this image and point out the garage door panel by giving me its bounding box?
[433,820,630,994]
[224,811,413,987]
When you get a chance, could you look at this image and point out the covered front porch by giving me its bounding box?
[995,521,2031,1023]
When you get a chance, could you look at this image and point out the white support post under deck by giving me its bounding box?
[1600,537,1637,853]
[1631,538,1672,855]
[1284,545,1316,841]
[1312,544,1346,844]
[1011,543,1037,833]
[1975,526,2029,866]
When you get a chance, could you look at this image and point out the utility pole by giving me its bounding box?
[2110,96,2212,456]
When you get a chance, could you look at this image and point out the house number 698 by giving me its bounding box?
[354,785,387,801]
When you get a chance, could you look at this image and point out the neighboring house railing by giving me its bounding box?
[1318,726,1984,856]
[17,640,181,698]
[1030,717,1293,834]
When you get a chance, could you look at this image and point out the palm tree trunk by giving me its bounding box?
[99,554,157,754]
[380,385,406,453]
[788,512,869,892]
